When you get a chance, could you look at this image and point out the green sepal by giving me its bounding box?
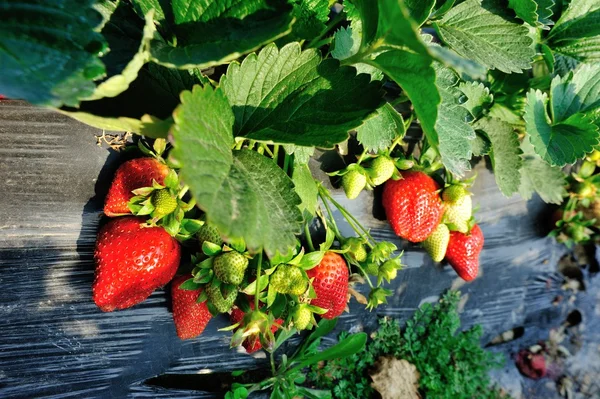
[180,219,203,235]
[228,236,247,253]
[270,293,288,319]
[138,140,156,157]
[307,305,328,315]
[242,274,269,295]
[164,169,179,190]
[178,278,201,291]
[288,248,305,266]
[153,138,167,156]
[320,228,335,252]
[133,198,155,215]
[196,290,209,303]
[236,294,252,314]
[218,323,241,332]
[298,251,325,270]
[150,179,165,190]
[194,268,214,284]
[161,213,180,236]
[267,284,277,308]
[131,186,155,196]
[307,279,318,299]
[395,158,415,170]
[202,241,222,256]
[207,301,220,316]
[198,257,214,269]
[269,248,297,266]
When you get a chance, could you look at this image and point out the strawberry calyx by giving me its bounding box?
[230,308,279,352]
[366,287,393,311]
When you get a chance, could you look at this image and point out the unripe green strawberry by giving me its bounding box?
[343,237,367,262]
[423,224,450,262]
[588,149,600,162]
[369,156,395,186]
[293,305,312,330]
[574,181,595,198]
[579,161,596,178]
[442,185,468,202]
[213,251,249,286]
[364,262,379,276]
[198,223,223,247]
[342,170,367,199]
[378,258,402,284]
[270,265,308,295]
[206,283,237,313]
[152,189,177,217]
[442,186,472,234]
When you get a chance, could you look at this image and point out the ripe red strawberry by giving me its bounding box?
[171,275,212,340]
[444,224,484,281]
[382,171,444,243]
[93,217,181,311]
[230,304,282,354]
[306,252,349,319]
[104,158,170,217]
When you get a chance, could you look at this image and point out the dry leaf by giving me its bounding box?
[370,356,420,399]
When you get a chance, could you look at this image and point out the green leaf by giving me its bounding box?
[352,0,430,56]
[149,0,294,69]
[458,81,494,119]
[220,42,384,147]
[434,63,476,177]
[471,131,492,156]
[404,0,436,26]
[87,3,156,100]
[291,333,367,371]
[546,0,600,63]
[331,26,384,80]
[519,140,567,204]
[368,50,440,148]
[172,85,303,256]
[434,0,535,73]
[356,103,405,153]
[474,117,523,196]
[548,0,600,40]
[289,0,330,41]
[550,64,600,123]
[130,0,172,32]
[426,44,487,79]
[292,163,319,216]
[285,145,316,165]
[525,89,600,166]
[508,0,537,26]
[0,0,107,107]
[61,63,203,136]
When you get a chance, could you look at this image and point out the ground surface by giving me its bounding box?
[0,100,598,398]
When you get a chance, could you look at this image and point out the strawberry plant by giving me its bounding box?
[5,0,600,370]
[309,291,506,399]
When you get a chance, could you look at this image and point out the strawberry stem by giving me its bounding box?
[254,249,263,310]
[304,222,316,252]
[283,153,291,176]
[272,144,279,161]
[319,187,376,247]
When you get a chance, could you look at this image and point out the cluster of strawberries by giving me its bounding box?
[92,154,350,350]
[382,171,484,281]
